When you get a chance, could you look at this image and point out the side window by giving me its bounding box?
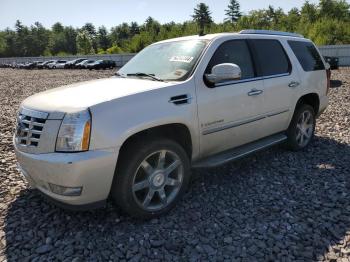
[288,40,325,71]
[206,40,255,80]
[250,39,291,76]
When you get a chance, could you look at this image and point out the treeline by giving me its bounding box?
[0,0,349,58]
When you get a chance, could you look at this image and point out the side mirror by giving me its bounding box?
[205,63,241,84]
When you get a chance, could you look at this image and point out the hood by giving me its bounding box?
[22,77,174,114]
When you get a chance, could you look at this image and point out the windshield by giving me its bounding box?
[118,40,208,81]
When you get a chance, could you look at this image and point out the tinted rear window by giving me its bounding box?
[250,39,291,76]
[288,41,325,71]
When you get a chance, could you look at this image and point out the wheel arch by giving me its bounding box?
[117,123,193,161]
[109,123,193,199]
[295,93,320,115]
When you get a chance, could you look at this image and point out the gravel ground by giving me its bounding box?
[0,68,350,261]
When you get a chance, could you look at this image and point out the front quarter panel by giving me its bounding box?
[89,80,200,160]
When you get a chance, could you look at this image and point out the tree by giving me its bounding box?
[3,28,17,57]
[1,0,350,58]
[97,26,110,51]
[76,30,94,55]
[301,1,318,23]
[0,32,7,57]
[81,23,96,37]
[129,31,153,52]
[14,20,33,56]
[143,17,161,38]
[192,3,213,35]
[106,44,123,54]
[309,17,350,45]
[319,0,350,20]
[237,9,270,29]
[30,22,50,56]
[52,22,64,34]
[63,26,78,54]
[81,23,97,52]
[225,0,242,23]
[130,22,140,36]
[285,8,300,32]
[265,5,286,27]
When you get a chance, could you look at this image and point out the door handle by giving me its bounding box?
[248,89,263,96]
[288,81,300,88]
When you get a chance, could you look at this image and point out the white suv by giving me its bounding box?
[14,30,329,218]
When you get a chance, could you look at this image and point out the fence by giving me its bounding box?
[317,45,350,67]
[1,44,350,67]
[0,54,136,67]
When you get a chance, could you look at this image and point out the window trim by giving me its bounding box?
[248,38,293,77]
[203,39,257,88]
[214,72,290,87]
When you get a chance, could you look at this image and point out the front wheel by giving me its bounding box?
[286,104,316,151]
[111,139,190,219]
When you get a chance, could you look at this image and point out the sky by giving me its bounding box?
[0,0,321,30]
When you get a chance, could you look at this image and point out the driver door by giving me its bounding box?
[195,39,266,157]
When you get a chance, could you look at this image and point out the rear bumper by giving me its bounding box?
[14,142,119,208]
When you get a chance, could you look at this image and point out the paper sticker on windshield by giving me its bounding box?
[170,56,194,63]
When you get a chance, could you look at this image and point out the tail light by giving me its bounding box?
[326,69,331,95]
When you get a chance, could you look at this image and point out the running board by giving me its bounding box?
[192,133,287,168]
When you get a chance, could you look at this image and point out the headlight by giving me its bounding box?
[55,109,91,152]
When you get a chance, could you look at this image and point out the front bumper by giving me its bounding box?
[14,142,119,208]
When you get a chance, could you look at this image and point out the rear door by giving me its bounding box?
[248,38,300,135]
[287,40,327,101]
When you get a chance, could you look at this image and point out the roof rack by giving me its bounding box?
[239,29,303,38]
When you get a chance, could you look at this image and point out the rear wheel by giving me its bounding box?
[111,139,190,219]
[286,104,316,151]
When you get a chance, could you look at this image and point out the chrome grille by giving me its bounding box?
[15,108,48,147]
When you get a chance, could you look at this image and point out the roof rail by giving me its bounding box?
[239,29,304,38]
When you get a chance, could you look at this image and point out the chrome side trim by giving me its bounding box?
[214,73,290,88]
[262,73,290,80]
[202,109,290,135]
[266,109,290,118]
[203,115,265,135]
[215,77,263,87]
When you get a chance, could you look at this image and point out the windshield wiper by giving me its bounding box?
[127,72,164,82]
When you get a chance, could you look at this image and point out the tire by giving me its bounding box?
[111,138,191,219]
[286,104,316,151]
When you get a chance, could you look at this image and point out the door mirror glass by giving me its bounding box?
[205,63,241,84]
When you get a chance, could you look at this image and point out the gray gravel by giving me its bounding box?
[0,68,350,261]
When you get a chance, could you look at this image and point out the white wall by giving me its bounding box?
[318,45,350,66]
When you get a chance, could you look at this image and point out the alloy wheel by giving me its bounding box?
[132,150,183,211]
[295,110,314,147]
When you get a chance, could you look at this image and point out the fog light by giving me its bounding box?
[49,183,82,196]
